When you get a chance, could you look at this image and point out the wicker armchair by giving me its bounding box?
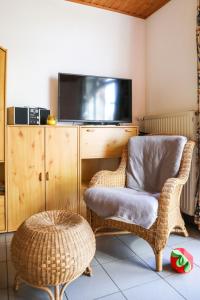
[86,139,195,272]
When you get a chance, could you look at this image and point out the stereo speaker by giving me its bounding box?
[7,107,28,125]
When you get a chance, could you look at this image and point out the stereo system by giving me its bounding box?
[7,107,50,125]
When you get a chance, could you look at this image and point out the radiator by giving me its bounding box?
[142,111,197,215]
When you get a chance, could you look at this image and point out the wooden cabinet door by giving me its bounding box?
[80,126,138,158]
[45,127,78,212]
[0,48,6,161]
[7,127,45,231]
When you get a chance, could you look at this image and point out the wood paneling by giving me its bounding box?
[45,127,78,212]
[0,48,6,161]
[7,127,45,231]
[67,0,170,19]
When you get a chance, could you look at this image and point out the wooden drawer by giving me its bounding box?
[80,126,138,158]
[0,195,5,231]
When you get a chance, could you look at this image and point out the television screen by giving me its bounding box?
[58,73,132,124]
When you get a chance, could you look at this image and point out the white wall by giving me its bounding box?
[0,0,146,122]
[146,0,196,115]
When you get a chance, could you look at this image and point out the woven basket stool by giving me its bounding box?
[11,210,96,300]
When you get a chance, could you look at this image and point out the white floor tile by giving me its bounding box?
[117,234,152,256]
[0,262,7,289]
[6,232,14,244]
[0,244,6,262]
[0,233,6,245]
[65,265,119,300]
[167,233,199,247]
[0,234,6,262]
[96,292,126,300]
[1,229,200,300]
[117,233,199,278]
[123,278,184,300]
[91,257,100,267]
[0,289,8,300]
[136,246,175,278]
[9,285,68,300]
[165,265,200,300]
[7,261,16,288]
[95,236,135,264]
[102,255,159,290]
[6,233,14,261]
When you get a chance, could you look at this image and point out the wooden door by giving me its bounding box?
[7,127,45,231]
[0,48,6,161]
[45,127,78,212]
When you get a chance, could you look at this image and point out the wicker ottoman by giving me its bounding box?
[11,210,96,300]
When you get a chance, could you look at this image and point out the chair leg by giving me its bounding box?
[182,226,189,237]
[54,285,60,300]
[155,250,163,272]
[172,225,189,237]
[83,266,92,276]
[14,274,21,291]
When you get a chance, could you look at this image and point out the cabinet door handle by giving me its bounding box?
[39,172,42,181]
[125,129,134,133]
[46,172,49,181]
[86,129,95,132]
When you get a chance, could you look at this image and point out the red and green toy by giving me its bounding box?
[170,248,193,273]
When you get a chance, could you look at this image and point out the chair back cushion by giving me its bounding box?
[126,136,187,193]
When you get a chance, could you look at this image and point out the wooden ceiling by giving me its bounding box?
[67,0,171,19]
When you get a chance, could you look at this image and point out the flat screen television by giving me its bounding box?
[58,73,132,124]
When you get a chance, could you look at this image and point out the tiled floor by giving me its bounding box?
[0,226,200,300]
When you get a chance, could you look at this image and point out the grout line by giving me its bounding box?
[92,262,121,296]
[161,278,187,300]
[94,291,126,300]
[64,292,68,300]
[115,235,177,279]
[115,235,161,272]
[94,235,137,266]
[64,289,69,300]
[194,262,200,268]
[4,234,9,300]
[115,235,187,300]
[95,252,161,300]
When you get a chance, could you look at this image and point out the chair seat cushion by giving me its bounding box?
[84,187,159,229]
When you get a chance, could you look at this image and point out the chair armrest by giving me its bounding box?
[157,177,186,217]
[155,140,195,248]
[158,139,195,209]
[161,177,185,194]
[89,169,126,188]
[89,147,127,188]
[155,177,185,249]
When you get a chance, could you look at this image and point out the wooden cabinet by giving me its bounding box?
[0,47,6,161]
[45,127,78,211]
[7,127,46,231]
[7,126,79,231]
[0,47,6,231]
[6,125,138,231]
